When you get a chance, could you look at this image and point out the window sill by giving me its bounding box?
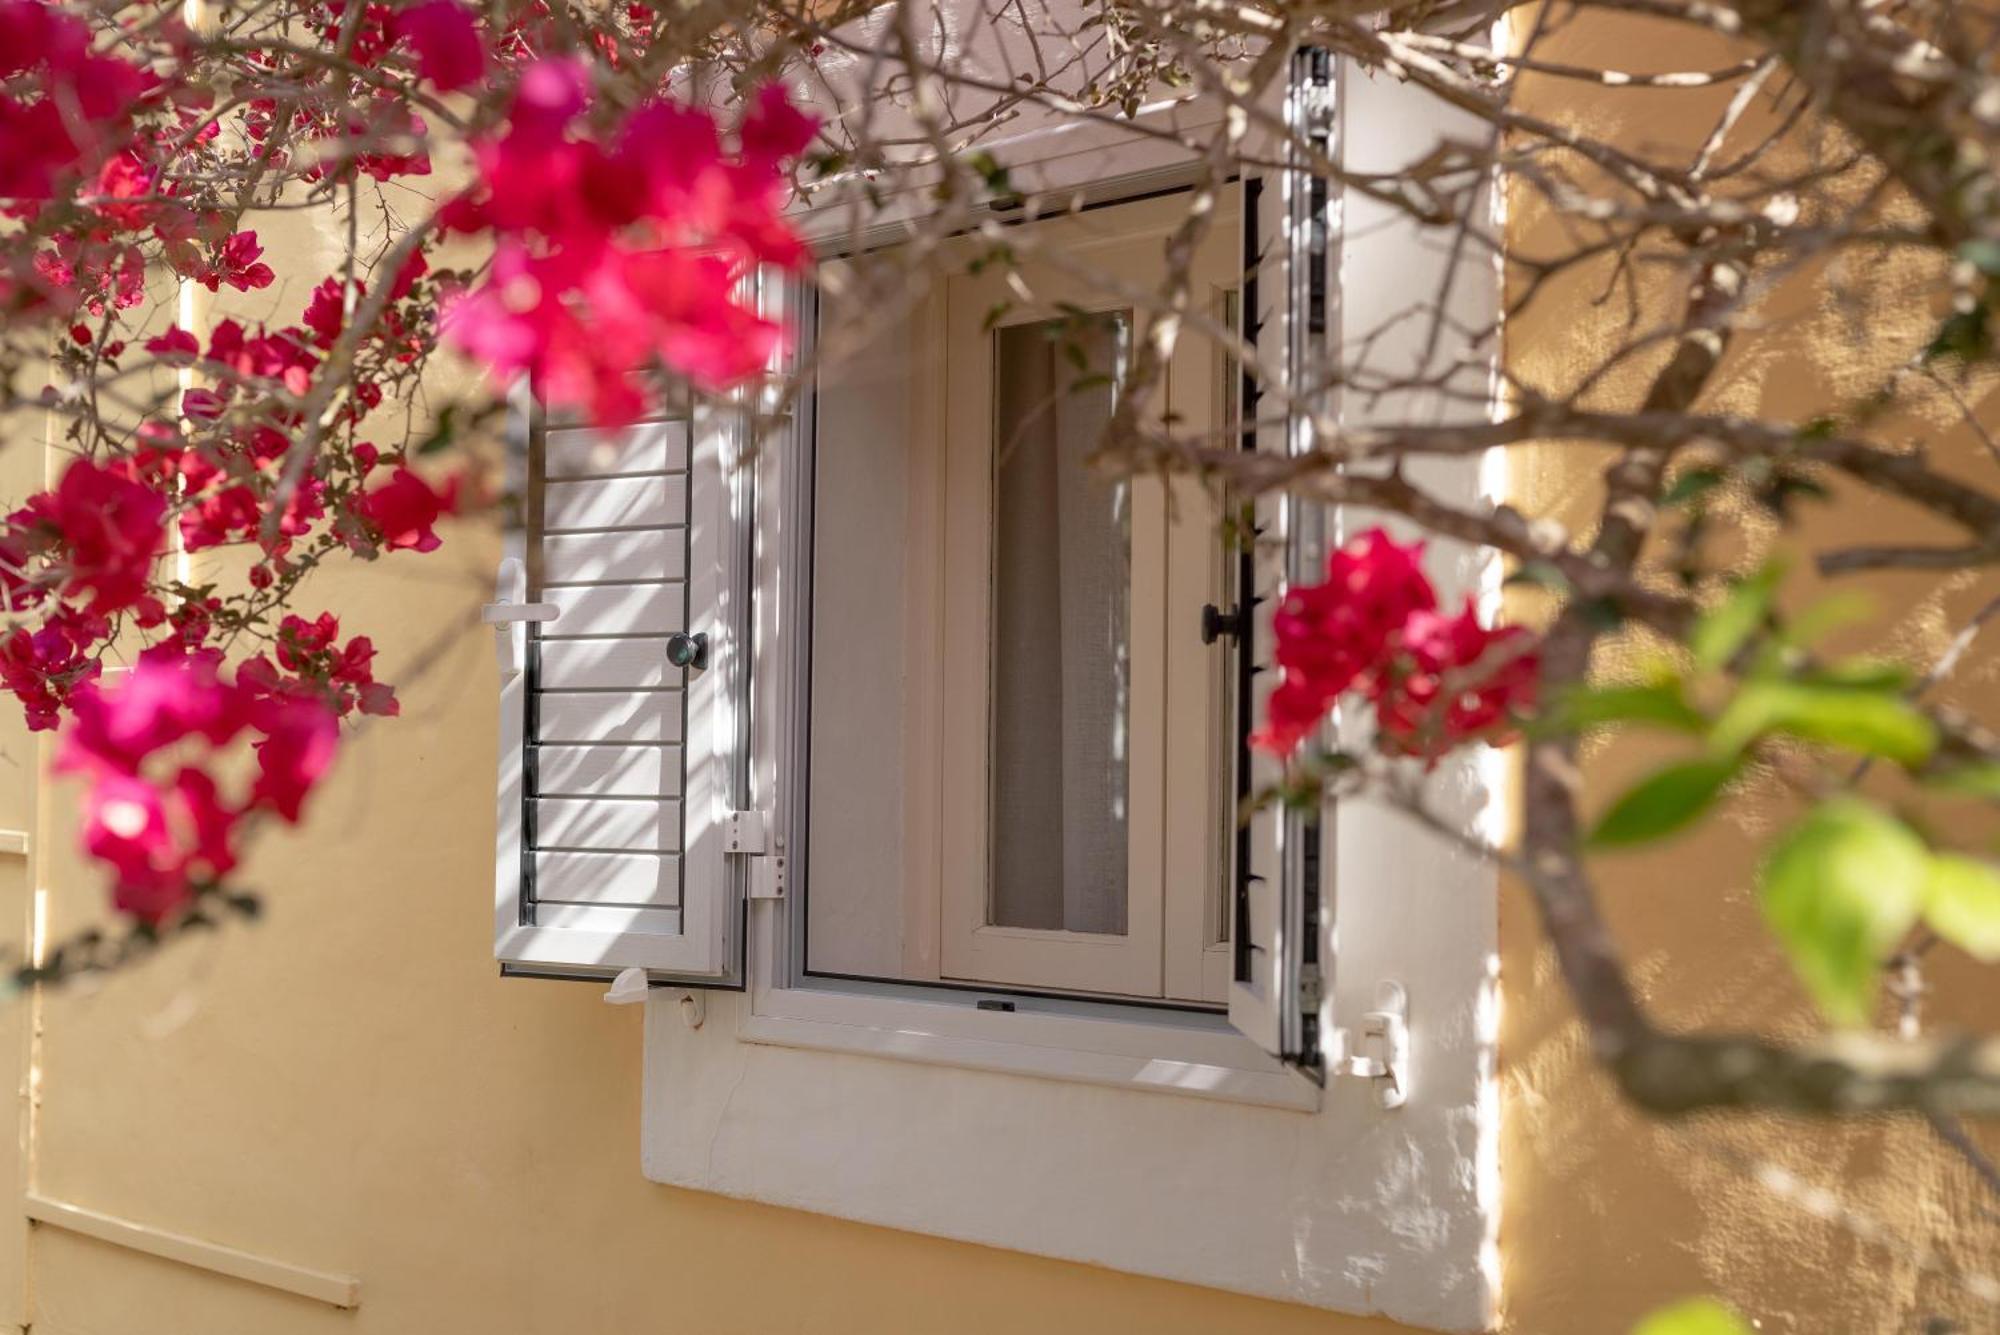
[740,978,1320,1111]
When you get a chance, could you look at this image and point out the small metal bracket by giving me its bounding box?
[1331,980,1410,1110]
[724,810,768,855]
[750,835,788,900]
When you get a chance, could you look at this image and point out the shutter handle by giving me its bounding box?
[666,631,709,670]
[1200,603,1244,645]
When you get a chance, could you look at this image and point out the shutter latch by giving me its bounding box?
[727,810,788,900]
[1329,980,1409,1110]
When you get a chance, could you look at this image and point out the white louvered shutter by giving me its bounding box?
[491,399,747,984]
[1227,45,1335,1065]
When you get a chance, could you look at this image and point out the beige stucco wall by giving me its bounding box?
[0,9,1996,1335]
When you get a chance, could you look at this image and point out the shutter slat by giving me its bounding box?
[537,691,682,744]
[536,797,681,851]
[543,530,686,585]
[544,477,688,532]
[535,851,680,906]
[531,903,684,936]
[538,638,674,690]
[546,420,689,478]
[537,744,682,797]
[542,582,684,637]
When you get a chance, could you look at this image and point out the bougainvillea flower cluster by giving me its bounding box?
[1256,528,1539,760]
[0,0,153,202]
[442,62,816,424]
[55,648,338,922]
[0,0,812,927]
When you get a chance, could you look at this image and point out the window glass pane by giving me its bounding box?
[989,314,1130,936]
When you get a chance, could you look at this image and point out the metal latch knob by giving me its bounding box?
[1200,602,1244,644]
[666,631,709,670]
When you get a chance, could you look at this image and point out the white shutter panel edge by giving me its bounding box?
[492,396,747,986]
[1226,45,1336,1069]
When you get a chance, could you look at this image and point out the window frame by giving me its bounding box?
[638,43,1506,1331]
[741,251,1313,1109]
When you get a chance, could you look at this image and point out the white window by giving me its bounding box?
[806,192,1238,1005]
[490,392,744,985]
[489,35,1503,1334]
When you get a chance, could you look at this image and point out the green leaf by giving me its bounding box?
[1927,762,2000,800]
[1926,301,1991,365]
[1961,238,2000,278]
[1759,799,1929,1026]
[412,404,460,457]
[1924,853,2000,961]
[1505,560,1573,595]
[1780,591,1874,649]
[1691,562,1784,672]
[1588,757,1740,847]
[1661,467,1725,508]
[1632,1298,1754,1335]
[1550,683,1704,735]
[1709,680,1937,767]
[1799,658,1913,693]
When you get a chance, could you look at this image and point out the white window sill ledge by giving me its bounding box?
[740,980,1320,1111]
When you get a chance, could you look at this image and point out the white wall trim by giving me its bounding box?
[26,1194,360,1309]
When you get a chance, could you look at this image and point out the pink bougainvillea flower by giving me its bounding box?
[0,611,102,730]
[352,465,460,553]
[1371,603,1539,760]
[249,691,339,821]
[394,0,487,92]
[53,645,344,918]
[200,230,276,292]
[236,611,396,720]
[18,456,169,616]
[302,276,351,349]
[80,768,243,922]
[739,83,818,173]
[1253,528,1540,760]
[144,325,200,360]
[1252,529,1436,755]
[59,648,250,776]
[441,64,815,425]
[0,0,151,204]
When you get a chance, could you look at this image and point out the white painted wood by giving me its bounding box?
[537,744,682,798]
[542,529,685,585]
[546,420,688,477]
[1228,115,1313,1059]
[535,850,680,907]
[936,193,1235,1000]
[542,582,684,637]
[537,691,681,744]
[494,438,731,979]
[26,1194,360,1310]
[537,797,681,852]
[544,476,688,531]
[538,638,674,690]
[531,902,682,937]
[804,259,920,980]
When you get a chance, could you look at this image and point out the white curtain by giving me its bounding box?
[989,316,1129,936]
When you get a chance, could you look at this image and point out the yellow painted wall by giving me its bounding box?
[1,9,1997,1335]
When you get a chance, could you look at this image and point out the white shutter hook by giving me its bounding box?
[602,966,650,1005]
